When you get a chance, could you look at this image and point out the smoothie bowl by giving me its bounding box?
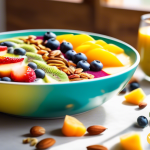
[0,29,140,118]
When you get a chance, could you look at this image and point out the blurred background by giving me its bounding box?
[0,0,150,48]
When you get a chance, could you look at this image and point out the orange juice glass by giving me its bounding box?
[138,14,150,81]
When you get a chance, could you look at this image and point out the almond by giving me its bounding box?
[36,138,55,149]
[30,126,45,137]
[87,125,107,135]
[87,145,108,150]
[139,102,147,109]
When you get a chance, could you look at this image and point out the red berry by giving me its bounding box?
[11,66,36,82]
[0,56,24,64]
[0,46,7,51]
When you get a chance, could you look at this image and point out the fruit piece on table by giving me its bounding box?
[120,132,143,150]
[11,65,36,82]
[43,32,56,41]
[128,76,139,84]
[129,82,140,91]
[87,125,107,135]
[66,34,95,49]
[124,88,146,105]
[103,44,124,54]
[95,40,107,46]
[87,145,108,150]
[30,126,45,137]
[56,34,74,43]
[85,48,124,67]
[0,46,7,56]
[36,138,56,149]
[137,116,148,128]
[119,88,127,94]
[33,60,69,82]
[19,44,37,53]
[26,52,45,62]
[62,115,86,136]
[0,56,24,77]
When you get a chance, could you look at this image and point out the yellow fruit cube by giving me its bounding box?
[62,115,86,136]
[103,44,124,54]
[120,132,143,150]
[124,88,146,105]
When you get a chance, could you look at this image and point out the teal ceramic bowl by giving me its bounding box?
[0,29,140,118]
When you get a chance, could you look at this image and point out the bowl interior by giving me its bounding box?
[0,29,138,66]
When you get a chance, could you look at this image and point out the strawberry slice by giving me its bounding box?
[11,66,36,82]
[0,56,24,77]
[0,46,7,51]
[0,46,7,56]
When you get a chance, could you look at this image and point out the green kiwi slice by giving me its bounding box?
[33,60,69,82]
[26,52,45,62]
[18,44,37,53]
[0,38,24,44]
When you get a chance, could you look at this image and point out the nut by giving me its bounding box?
[139,102,147,109]
[87,125,107,135]
[22,137,31,143]
[68,74,80,79]
[36,138,56,149]
[87,145,108,150]
[74,68,83,74]
[30,126,45,137]
[30,138,38,146]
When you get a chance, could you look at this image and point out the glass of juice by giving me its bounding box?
[138,14,150,81]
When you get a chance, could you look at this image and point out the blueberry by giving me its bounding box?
[43,32,56,41]
[72,53,87,64]
[60,41,73,53]
[129,82,140,91]
[28,62,37,70]
[14,48,26,55]
[65,50,76,60]
[77,60,90,71]
[35,69,45,79]
[0,41,16,47]
[137,116,148,128]
[119,88,127,94]
[1,77,11,82]
[45,38,60,50]
[0,78,1,81]
[90,60,103,71]
[7,47,14,54]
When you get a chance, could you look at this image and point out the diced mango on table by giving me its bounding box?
[120,132,143,150]
[85,48,124,67]
[56,34,74,43]
[62,115,86,136]
[124,88,146,105]
[95,40,107,46]
[103,44,124,54]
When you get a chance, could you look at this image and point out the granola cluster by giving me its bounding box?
[19,36,94,81]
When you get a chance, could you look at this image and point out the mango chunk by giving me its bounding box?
[66,34,95,49]
[75,44,103,54]
[56,34,74,43]
[85,48,124,67]
[120,132,143,150]
[82,41,95,45]
[95,40,107,46]
[103,44,124,54]
[124,88,146,105]
[62,115,86,136]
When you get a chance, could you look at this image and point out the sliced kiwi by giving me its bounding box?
[43,74,59,83]
[18,44,37,53]
[32,60,69,82]
[26,52,45,62]
[0,38,24,44]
